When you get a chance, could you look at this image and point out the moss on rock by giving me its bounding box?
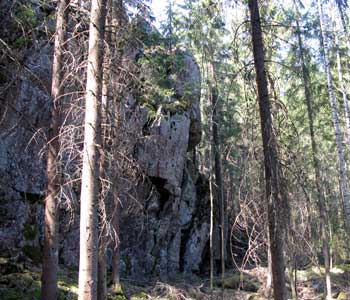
[23,224,38,241]
[22,245,42,262]
[130,291,149,300]
[0,257,23,275]
[216,273,260,292]
[0,271,41,300]
[247,293,267,300]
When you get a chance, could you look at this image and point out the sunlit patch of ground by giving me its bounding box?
[1,256,350,300]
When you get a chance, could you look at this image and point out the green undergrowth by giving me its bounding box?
[296,264,350,284]
[0,262,78,300]
[215,273,260,292]
[4,256,349,300]
[0,256,129,300]
[293,264,350,299]
[0,263,265,300]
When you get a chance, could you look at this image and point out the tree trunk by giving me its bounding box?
[335,33,350,148]
[96,70,108,300]
[109,0,124,292]
[294,4,332,299]
[78,0,106,299]
[97,1,112,299]
[248,1,288,299]
[41,1,69,299]
[265,232,272,297]
[317,0,350,235]
[209,142,214,290]
[288,256,297,300]
[335,0,350,55]
[97,243,107,300]
[210,62,225,289]
[111,203,122,292]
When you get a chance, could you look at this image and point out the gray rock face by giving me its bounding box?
[173,52,202,150]
[181,166,210,274]
[60,213,80,268]
[179,166,198,228]
[0,44,51,255]
[118,32,208,276]
[0,15,209,278]
[0,199,28,255]
[183,222,210,273]
[119,159,210,279]
[136,110,190,195]
[0,45,51,198]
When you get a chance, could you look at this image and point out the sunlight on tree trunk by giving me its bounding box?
[209,62,225,295]
[78,0,106,299]
[317,0,350,239]
[294,2,332,298]
[335,33,350,149]
[248,1,288,299]
[41,1,69,299]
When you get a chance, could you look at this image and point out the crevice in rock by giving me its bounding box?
[148,176,170,215]
[199,240,210,274]
[179,226,191,273]
[142,119,153,136]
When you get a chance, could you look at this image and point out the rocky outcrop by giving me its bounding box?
[136,110,190,195]
[0,12,209,279]
[119,159,210,279]
[116,22,209,277]
[0,42,52,257]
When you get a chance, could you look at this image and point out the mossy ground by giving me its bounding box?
[0,257,78,300]
[294,264,350,299]
[0,258,254,300]
[0,256,129,300]
[1,256,350,299]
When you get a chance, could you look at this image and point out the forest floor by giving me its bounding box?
[1,256,350,300]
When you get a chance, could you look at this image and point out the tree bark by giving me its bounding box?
[97,1,113,299]
[78,0,106,299]
[265,231,272,297]
[248,1,288,299]
[317,0,350,235]
[109,0,124,292]
[111,203,122,292]
[210,62,225,289]
[41,1,69,299]
[335,0,350,55]
[335,33,350,148]
[294,4,332,298]
[209,141,214,290]
[97,243,107,300]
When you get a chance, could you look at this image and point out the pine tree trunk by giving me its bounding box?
[210,62,225,289]
[248,1,287,299]
[209,142,214,290]
[288,258,297,300]
[78,0,106,299]
[318,0,350,235]
[266,232,272,297]
[109,0,123,292]
[111,203,122,292]
[97,1,112,298]
[335,0,350,54]
[97,245,107,300]
[294,6,332,299]
[335,34,350,148]
[96,70,108,300]
[41,1,69,299]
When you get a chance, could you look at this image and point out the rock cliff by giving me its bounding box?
[0,11,210,278]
